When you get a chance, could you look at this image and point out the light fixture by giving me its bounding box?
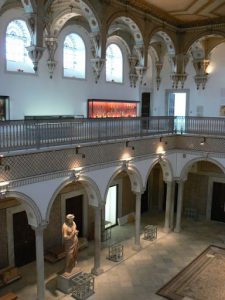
[69,4,74,12]
[200,137,206,146]
[125,141,135,150]
[75,146,85,158]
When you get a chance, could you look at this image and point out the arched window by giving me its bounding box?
[6,20,34,73]
[106,44,123,83]
[63,33,85,79]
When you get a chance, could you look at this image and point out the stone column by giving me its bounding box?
[33,225,46,300]
[169,181,176,229]
[163,181,173,233]
[134,193,142,251]
[101,205,105,239]
[91,207,103,275]
[174,181,185,233]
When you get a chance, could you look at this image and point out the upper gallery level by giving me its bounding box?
[1,115,225,191]
[0,1,225,121]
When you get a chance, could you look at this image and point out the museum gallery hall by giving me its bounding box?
[1,0,225,299]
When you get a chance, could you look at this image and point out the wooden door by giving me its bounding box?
[13,211,36,267]
[211,182,225,222]
[66,195,83,236]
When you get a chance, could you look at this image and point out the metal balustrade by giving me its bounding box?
[0,116,224,152]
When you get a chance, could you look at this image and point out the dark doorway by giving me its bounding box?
[163,182,167,211]
[211,182,225,222]
[163,182,178,212]
[141,93,151,117]
[141,93,151,130]
[141,181,149,213]
[66,195,83,236]
[13,211,36,267]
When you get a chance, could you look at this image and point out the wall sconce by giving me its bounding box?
[75,146,85,158]
[200,137,206,146]
[159,136,167,145]
[125,141,135,150]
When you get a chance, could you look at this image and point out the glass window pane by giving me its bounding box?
[6,20,33,73]
[105,185,117,226]
[63,33,86,79]
[106,44,123,83]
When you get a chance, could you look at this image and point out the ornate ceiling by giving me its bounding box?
[129,0,225,27]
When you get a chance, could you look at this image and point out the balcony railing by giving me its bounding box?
[0,116,224,152]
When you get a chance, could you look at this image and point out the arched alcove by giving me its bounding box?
[179,158,225,223]
[0,191,41,268]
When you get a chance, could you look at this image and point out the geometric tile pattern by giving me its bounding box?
[0,135,225,183]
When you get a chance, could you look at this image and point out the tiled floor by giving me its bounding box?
[1,212,225,299]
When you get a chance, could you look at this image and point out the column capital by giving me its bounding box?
[31,221,48,232]
[164,180,174,184]
[135,191,143,197]
[175,177,187,184]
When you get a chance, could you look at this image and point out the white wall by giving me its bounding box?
[0,9,140,120]
[2,8,225,120]
[152,42,225,117]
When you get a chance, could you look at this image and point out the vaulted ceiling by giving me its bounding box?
[129,0,225,27]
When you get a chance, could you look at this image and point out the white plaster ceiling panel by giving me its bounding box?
[144,0,193,11]
[129,0,225,26]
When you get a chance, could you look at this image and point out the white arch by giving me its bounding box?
[46,174,102,222]
[6,191,42,227]
[103,164,144,203]
[145,157,174,187]
[50,0,100,36]
[179,157,225,181]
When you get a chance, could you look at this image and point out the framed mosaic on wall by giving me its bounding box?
[0,96,9,121]
[220,105,225,116]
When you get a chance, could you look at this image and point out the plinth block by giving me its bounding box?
[57,268,82,294]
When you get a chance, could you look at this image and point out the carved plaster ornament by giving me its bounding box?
[45,37,58,78]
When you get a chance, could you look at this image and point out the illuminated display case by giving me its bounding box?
[88,99,139,118]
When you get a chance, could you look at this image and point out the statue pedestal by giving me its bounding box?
[57,268,82,294]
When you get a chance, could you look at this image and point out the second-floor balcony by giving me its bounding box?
[0,116,225,153]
